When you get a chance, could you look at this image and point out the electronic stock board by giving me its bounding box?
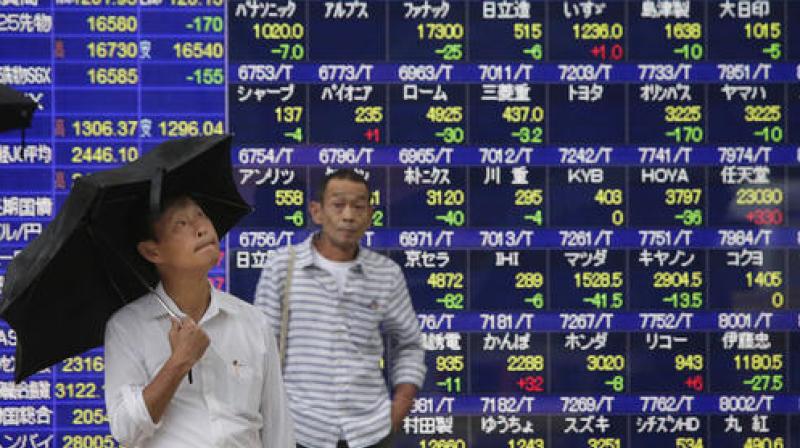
[2,1,800,447]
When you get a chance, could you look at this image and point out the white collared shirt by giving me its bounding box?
[104,284,295,448]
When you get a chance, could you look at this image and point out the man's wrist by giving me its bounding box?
[393,394,414,404]
[393,383,418,401]
[165,355,193,377]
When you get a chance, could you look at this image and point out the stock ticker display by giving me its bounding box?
[2,0,800,447]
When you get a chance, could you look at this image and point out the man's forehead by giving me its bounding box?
[324,180,369,198]
[157,198,200,222]
[326,190,368,198]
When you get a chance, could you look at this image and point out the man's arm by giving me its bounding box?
[253,252,284,339]
[105,316,208,446]
[391,383,418,432]
[105,316,155,447]
[142,317,209,422]
[382,268,427,431]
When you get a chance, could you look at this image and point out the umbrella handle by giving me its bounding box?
[152,290,179,319]
[150,290,194,384]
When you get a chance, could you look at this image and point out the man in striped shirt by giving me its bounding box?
[254,169,426,448]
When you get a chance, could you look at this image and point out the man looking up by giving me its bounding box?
[105,195,295,447]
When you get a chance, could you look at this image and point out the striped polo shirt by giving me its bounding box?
[254,234,426,448]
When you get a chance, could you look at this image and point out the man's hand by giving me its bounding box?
[168,317,209,370]
[142,317,210,424]
[390,383,418,432]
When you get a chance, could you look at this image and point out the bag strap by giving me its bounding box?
[279,246,295,371]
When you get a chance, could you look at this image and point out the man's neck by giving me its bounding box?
[160,271,211,323]
[313,234,358,262]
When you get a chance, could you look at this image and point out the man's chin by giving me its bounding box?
[163,261,217,276]
[341,228,365,239]
[197,249,220,268]
[318,231,361,252]
[338,234,362,244]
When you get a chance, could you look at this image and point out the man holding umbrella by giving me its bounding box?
[0,135,295,447]
[104,193,295,447]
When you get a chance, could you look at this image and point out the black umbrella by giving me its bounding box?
[0,84,37,133]
[0,134,250,382]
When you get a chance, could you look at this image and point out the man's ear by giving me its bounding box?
[309,200,323,226]
[137,240,161,264]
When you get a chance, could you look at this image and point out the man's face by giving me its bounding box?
[138,198,220,272]
[310,179,372,251]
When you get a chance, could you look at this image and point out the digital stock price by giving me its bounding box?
[2,1,800,447]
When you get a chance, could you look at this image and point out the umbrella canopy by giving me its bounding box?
[0,84,37,133]
[0,134,250,382]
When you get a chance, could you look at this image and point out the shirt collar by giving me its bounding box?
[147,282,235,323]
[297,233,374,278]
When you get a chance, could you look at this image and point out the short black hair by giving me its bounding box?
[317,169,370,202]
[135,194,195,243]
